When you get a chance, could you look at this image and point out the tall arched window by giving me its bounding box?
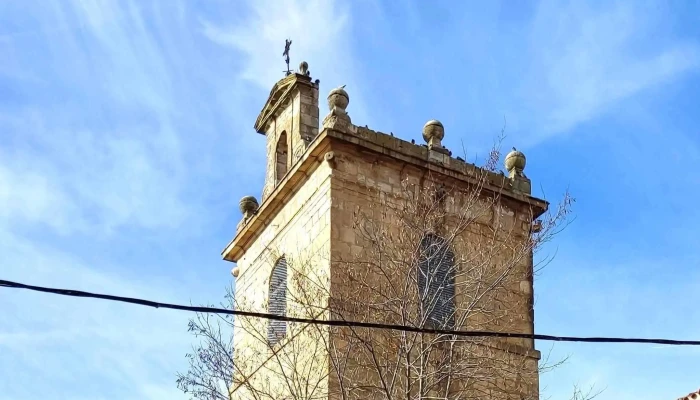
[417,234,456,329]
[275,131,288,185]
[267,257,288,346]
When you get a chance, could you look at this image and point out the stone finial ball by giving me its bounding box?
[422,120,444,144]
[327,86,349,110]
[299,61,309,75]
[239,195,259,215]
[504,149,526,172]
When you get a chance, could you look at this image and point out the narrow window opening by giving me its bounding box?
[267,257,288,346]
[417,234,456,329]
[275,131,288,185]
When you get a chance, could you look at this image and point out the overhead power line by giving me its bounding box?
[2,278,699,346]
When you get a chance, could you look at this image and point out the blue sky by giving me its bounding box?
[1,0,699,399]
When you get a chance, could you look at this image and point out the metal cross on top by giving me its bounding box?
[283,39,292,76]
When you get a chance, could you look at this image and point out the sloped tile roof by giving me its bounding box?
[678,389,700,400]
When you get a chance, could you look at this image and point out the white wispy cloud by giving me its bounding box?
[0,112,190,235]
[513,0,700,142]
[0,0,370,239]
[0,0,259,237]
[0,230,193,400]
[0,1,192,236]
[200,0,370,124]
[353,0,699,149]
[0,0,359,398]
[0,157,80,235]
[535,248,700,399]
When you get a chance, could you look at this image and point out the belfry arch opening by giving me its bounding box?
[275,131,288,185]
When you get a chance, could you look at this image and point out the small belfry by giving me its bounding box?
[252,59,320,201]
[223,54,550,400]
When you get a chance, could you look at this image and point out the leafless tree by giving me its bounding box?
[177,139,598,400]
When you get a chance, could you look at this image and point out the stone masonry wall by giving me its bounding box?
[325,140,539,399]
[231,160,333,399]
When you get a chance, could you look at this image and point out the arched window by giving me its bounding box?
[417,234,456,329]
[267,257,288,346]
[275,131,288,185]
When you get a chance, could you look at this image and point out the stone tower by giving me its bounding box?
[254,60,319,202]
[223,62,549,400]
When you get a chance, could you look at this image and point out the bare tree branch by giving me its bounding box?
[178,137,590,400]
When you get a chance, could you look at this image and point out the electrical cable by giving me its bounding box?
[2,278,699,346]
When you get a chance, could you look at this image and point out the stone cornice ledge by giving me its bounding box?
[223,125,549,263]
[482,339,541,360]
[326,127,549,218]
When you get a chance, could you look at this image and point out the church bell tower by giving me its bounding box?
[223,58,549,400]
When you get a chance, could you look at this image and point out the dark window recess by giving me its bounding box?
[417,234,456,329]
[267,257,288,345]
[275,132,288,185]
